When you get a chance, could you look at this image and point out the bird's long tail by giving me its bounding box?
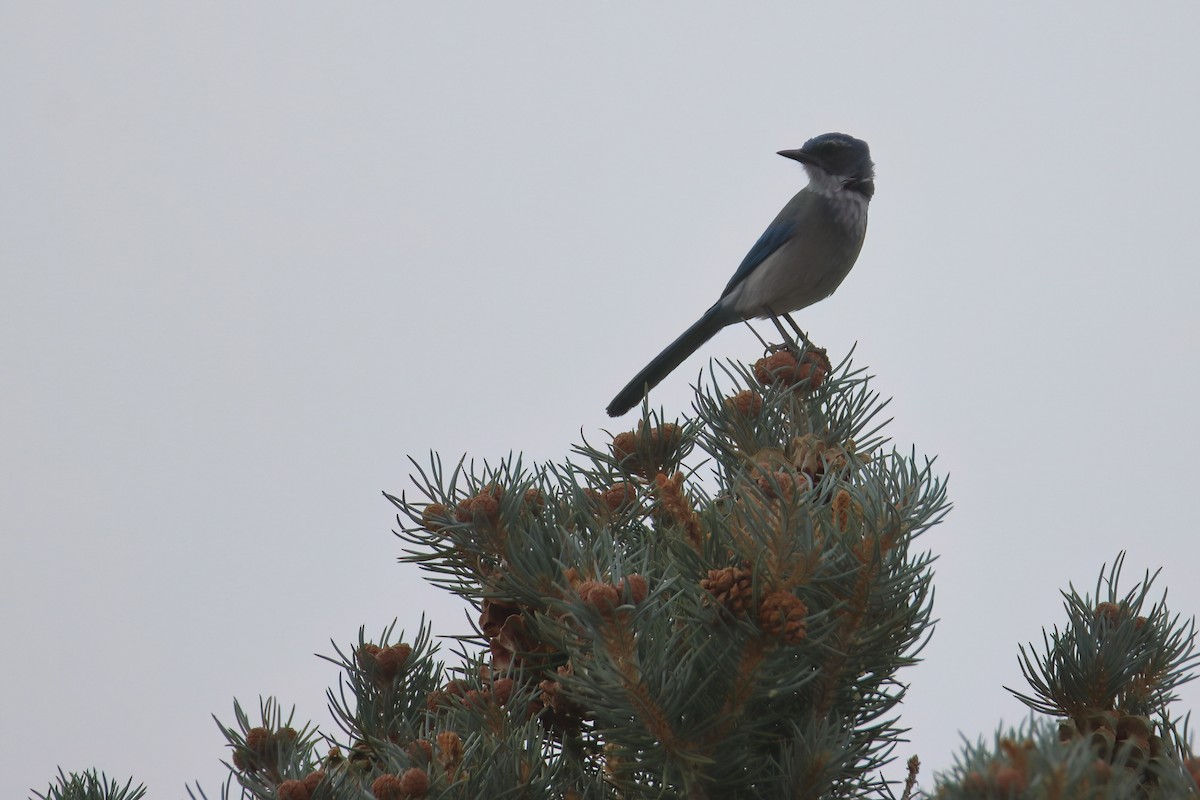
[606,304,734,417]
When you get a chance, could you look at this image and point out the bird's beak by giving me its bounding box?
[777,148,816,166]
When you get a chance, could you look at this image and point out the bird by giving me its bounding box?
[605,132,875,417]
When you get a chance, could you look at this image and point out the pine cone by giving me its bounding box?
[726,389,764,417]
[1061,710,1161,775]
[701,566,753,616]
[758,590,808,644]
[753,348,830,391]
[611,423,683,478]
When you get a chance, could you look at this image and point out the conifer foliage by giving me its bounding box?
[40,345,950,800]
[936,557,1200,799]
[378,346,947,799]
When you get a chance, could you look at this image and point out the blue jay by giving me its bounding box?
[606,133,874,417]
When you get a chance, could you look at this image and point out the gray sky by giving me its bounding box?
[3,2,1199,796]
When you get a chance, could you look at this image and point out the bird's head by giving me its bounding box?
[778,133,874,198]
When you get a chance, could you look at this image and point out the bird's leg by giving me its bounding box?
[781,313,812,349]
[764,307,801,355]
[742,318,773,351]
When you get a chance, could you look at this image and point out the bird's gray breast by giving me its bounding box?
[723,190,868,319]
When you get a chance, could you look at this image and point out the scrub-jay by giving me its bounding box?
[606,132,874,417]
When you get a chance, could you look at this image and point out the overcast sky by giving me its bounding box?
[3,3,1200,797]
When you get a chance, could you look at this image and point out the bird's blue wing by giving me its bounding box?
[719,218,797,298]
